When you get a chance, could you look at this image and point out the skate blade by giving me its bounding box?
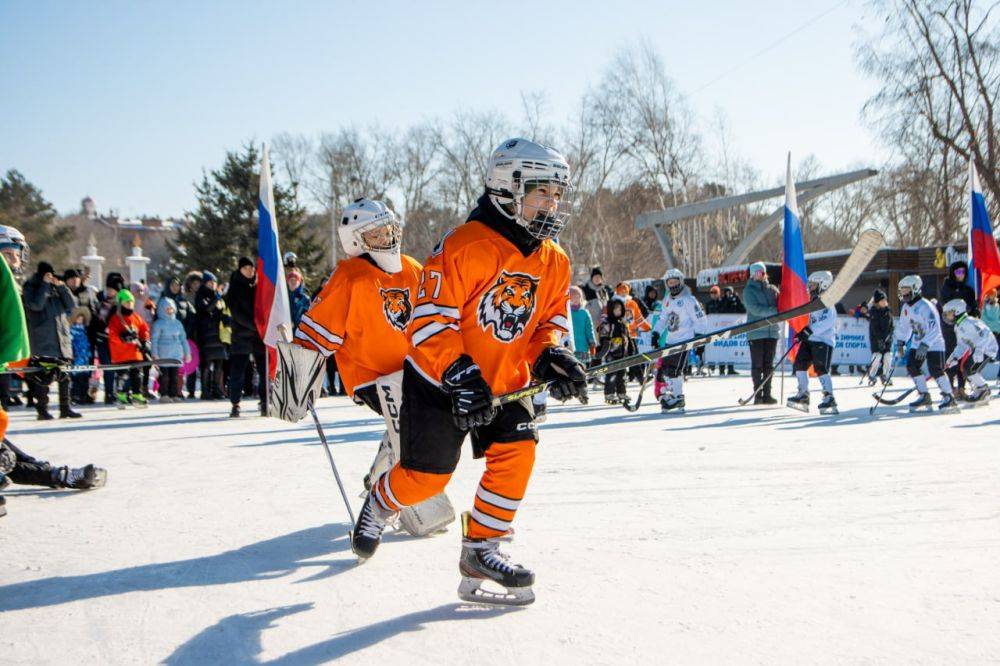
[786,402,809,413]
[89,469,108,489]
[819,407,839,415]
[458,577,534,606]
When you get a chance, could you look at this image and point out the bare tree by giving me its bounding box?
[859,0,1000,239]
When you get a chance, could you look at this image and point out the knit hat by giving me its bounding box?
[202,270,218,284]
[709,285,721,296]
[62,268,81,281]
[591,266,603,278]
[749,261,766,277]
[873,288,886,302]
[106,272,126,290]
[238,256,254,270]
[116,289,135,305]
[36,261,55,277]
[615,282,631,296]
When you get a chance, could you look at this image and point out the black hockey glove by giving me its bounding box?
[651,331,661,348]
[913,342,929,362]
[442,354,496,431]
[794,326,813,344]
[120,328,138,343]
[532,346,588,403]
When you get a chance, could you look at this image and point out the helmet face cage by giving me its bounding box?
[513,174,573,241]
[354,213,402,255]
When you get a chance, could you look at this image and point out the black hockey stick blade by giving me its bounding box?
[871,387,916,406]
[496,229,884,407]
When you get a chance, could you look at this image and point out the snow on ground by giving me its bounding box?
[1,374,998,665]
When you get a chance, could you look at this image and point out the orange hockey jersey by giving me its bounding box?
[294,254,422,396]
[621,297,650,337]
[407,214,571,395]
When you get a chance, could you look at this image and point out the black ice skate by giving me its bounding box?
[937,393,960,414]
[818,392,839,415]
[908,392,932,412]
[54,464,107,490]
[962,386,990,406]
[660,395,685,414]
[350,491,396,561]
[457,512,534,606]
[786,392,809,412]
[604,394,620,406]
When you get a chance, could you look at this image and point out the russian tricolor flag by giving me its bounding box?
[967,161,1000,306]
[777,153,810,357]
[254,144,292,379]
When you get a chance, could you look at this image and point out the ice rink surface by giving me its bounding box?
[1,374,998,664]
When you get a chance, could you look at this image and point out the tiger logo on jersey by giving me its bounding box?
[379,288,412,332]
[477,271,539,342]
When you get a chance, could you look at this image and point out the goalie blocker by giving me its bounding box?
[268,342,455,537]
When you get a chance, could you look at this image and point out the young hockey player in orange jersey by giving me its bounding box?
[292,198,456,537]
[350,138,589,606]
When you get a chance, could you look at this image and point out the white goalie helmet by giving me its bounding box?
[942,298,967,321]
[337,198,403,274]
[0,224,29,274]
[485,138,573,240]
[898,274,922,303]
[664,268,685,296]
[807,270,833,293]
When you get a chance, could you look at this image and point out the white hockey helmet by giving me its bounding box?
[485,138,572,240]
[337,198,403,274]
[898,274,922,304]
[807,270,833,293]
[283,251,298,268]
[0,224,29,274]
[942,298,967,322]
[664,268,685,296]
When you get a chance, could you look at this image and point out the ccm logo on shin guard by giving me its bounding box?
[380,384,401,435]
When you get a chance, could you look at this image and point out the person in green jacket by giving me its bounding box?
[569,286,596,364]
[741,262,780,404]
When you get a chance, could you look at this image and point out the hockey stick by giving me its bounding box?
[1,358,183,375]
[495,229,883,407]
[738,340,798,406]
[621,360,654,412]
[869,356,903,415]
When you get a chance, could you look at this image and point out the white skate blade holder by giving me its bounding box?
[786,400,809,413]
[458,577,535,606]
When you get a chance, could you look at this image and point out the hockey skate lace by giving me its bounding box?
[479,542,516,575]
[357,504,386,540]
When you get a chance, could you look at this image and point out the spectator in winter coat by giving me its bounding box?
[91,272,126,404]
[719,286,745,314]
[982,290,1000,348]
[151,298,190,402]
[940,260,978,394]
[21,261,79,420]
[580,266,614,331]
[181,272,202,398]
[107,289,151,405]
[595,298,634,404]
[568,285,596,364]
[742,262,780,404]
[194,270,227,400]
[224,257,266,417]
[867,289,894,384]
[69,307,92,404]
[286,268,311,330]
[615,282,650,382]
[705,286,724,314]
[641,284,660,318]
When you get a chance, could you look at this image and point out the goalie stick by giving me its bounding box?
[495,229,884,407]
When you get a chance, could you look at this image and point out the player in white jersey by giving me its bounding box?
[650,269,707,413]
[942,298,998,405]
[894,275,957,413]
[786,271,839,415]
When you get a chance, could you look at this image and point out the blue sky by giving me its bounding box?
[0,0,884,217]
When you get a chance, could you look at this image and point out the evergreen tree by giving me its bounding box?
[170,143,325,281]
[0,169,74,269]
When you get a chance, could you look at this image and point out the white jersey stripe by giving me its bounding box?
[476,486,520,511]
[470,507,510,532]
